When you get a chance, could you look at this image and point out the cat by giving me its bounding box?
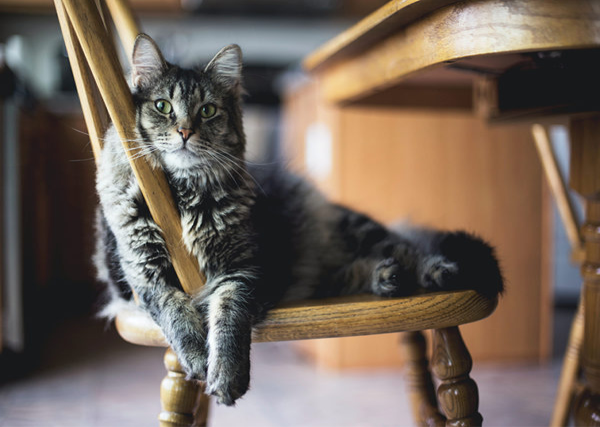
[94,33,504,406]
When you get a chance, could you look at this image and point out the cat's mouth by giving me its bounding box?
[169,145,200,158]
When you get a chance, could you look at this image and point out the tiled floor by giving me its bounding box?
[0,312,568,427]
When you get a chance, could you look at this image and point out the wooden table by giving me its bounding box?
[303,1,600,425]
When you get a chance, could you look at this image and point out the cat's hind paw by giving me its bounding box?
[371,258,418,297]
[419,255,459,291]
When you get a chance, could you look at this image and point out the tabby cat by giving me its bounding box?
[94,34,503,406]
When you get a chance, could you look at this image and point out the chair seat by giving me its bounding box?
[115,290,497,347]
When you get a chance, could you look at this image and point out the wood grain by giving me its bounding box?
[58,0,205,295]
[115,291,497,347]
[303,0,461,72]
[432,327,483,426]
[306,0,600,104]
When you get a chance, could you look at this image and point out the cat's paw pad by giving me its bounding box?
[420,255,459,290]
[371,258,417,297]
[206,360,250,406]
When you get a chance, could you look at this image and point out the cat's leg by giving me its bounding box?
[116,219,209,381]
[371,244,459,296]
[99,179,209,380]
[330,207,460,296]
[201,273,255,406]
[331,256,418,297]
[329,208,421,296]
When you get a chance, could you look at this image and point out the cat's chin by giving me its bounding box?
[163,149,205,171]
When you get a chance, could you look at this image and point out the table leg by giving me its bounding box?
[569,116,600,426]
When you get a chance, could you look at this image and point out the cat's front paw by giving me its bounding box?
[419,255,459,290]
[176,347,209,382]
[206,354,250,406]
[371,258,418,297]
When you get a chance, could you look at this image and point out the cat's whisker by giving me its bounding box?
[70,127,150,145]
[205,151,243,191]
[213,147,277,167]
[209,149,267,196]
[69,157,97,163]
[70,127,153,159]
[119,144,160,161]
[108,143,155,156]
[127,148,159,161]
[206,150,247,186]
[69,127,94,138]
[195,151,228,194]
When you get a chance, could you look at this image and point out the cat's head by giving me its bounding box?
[130,34,245,173]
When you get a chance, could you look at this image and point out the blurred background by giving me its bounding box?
[0,0,583,426]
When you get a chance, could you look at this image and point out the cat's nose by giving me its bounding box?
[177,127,194,142]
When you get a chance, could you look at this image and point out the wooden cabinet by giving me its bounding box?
[0,102,97,357]
[283,79,551,368]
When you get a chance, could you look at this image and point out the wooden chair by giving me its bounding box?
[54,0,498,425]
[532,125,585,427]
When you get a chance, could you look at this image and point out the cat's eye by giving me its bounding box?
[154,99,172,114]
[200,103,217,118]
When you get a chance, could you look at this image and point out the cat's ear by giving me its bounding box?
[131,34,167,87]
[204,44,243,92]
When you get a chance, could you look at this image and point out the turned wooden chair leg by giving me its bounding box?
[432,327,483,426]
[400,331,445,426]
[159,348,210,427]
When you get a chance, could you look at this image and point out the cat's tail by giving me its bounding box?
[392,223,504,299]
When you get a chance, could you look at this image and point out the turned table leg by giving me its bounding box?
[432,327,483,427]
[400,331,445,426]
[570,116,600,426]
[159,348,210,427]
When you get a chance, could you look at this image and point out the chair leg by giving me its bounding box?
[159,348,210,427]
[551,298,584,427]
[400,331,445,426]
[568,117,600,427]
[431,327,483,426]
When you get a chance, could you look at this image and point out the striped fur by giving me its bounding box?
[94,34,503,406]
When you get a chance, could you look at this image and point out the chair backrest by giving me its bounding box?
[54,0,206,295]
